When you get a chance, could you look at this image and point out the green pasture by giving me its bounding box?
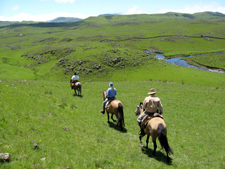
[0,79,225,168]
[0,12,225,168]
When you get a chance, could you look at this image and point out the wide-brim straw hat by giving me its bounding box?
[148,88,156,95]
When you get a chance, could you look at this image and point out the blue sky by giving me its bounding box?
[1,0,225,21]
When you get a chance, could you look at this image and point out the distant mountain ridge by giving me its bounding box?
[0,11,225,25]
[48,17,82,23]
[98,13,119,16]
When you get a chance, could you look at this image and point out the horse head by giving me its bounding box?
[135,102,143,115]
[103,90,107,101]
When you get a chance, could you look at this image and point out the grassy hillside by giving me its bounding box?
[0,79,224,168]
[0,12,225,86]
[0,12,225,168]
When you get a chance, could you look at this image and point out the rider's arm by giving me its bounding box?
[158,100,163,114]
[143,98,147,111]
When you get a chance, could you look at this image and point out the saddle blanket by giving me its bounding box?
[141,113,163,129]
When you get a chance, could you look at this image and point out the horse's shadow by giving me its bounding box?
[141,146,173,165]
[107,121,127,133]
[73,94,83,97]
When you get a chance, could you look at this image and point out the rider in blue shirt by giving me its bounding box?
[100,82,117,114]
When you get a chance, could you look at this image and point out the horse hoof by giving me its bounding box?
[140,143,144,147]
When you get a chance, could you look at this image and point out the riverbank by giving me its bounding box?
[147,50,225,73]
[186,59,225,73]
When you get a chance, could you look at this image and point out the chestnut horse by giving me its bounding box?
[102,90,125,131]
[71,82,82,96]
[135,102,173,161]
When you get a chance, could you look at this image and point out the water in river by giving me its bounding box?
[146,51,225,73]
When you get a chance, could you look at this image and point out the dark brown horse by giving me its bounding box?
[135,102,173,161]
[102,90,125,131]
[71,82,82,96]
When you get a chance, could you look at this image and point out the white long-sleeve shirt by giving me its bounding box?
[71,75,79,80]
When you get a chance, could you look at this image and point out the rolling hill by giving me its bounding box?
[0,11,225,168]
[0,11,225,86]
[48,17,82,23]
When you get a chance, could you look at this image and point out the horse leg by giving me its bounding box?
[74,89,77,95]
[146,135,150,149]
[111,114,117,123]
[79,89,81,95]
[139,135,144,147]
[152,140,157,156]
[107,112,110,123]
[78,86,81,95]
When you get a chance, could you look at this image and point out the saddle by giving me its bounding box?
[141,113,163,129]
[105,98,115,109]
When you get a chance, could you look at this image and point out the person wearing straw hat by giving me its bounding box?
[137,88,163,136]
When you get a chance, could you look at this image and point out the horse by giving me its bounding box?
[71,81,82,96]
[135,102,173,161]
[102,90,125,131]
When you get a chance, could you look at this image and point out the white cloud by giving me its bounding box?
[125,6,147,15]
[0,12,88,22]
[55,0,75,3]
[158,2,225,14]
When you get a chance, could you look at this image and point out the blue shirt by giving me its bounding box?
[107,87,117,98]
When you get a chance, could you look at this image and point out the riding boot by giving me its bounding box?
[138,122,146,137]
[100,101,107,114]
[100,109,105,114]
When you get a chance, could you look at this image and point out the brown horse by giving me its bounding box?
[71,82,82,96]
[135,102,173,161]
[102,90,125,131]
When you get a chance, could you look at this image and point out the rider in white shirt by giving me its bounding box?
[71,73,79,81]
[70,72,79,89]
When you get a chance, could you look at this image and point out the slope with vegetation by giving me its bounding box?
[0,12,225,168]
[0,12,225,86]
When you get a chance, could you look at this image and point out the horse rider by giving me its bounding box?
[137,88,163,136]
[70,72,79,89]
[100,82,117,114]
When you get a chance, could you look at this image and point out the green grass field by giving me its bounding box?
[0,79,224,168]
[1,12,225,83]
[0,12,225,168]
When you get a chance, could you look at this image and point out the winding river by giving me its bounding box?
[146,51,225,73]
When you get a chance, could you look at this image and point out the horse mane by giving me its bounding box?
[103,90,107,101]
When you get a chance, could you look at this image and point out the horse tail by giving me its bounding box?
[78,83,81,90]
[157,124,173,155]
[118,103,125,129]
